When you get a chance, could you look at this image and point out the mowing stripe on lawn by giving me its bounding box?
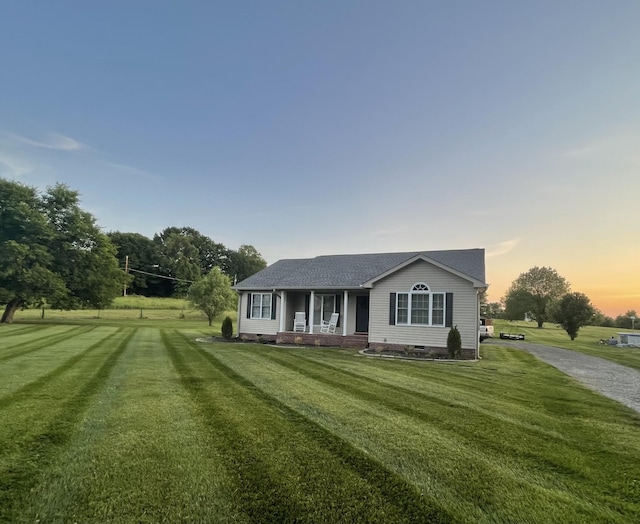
[0,325,95,362]
[258,351,590,467]
[210,348,529,514]
[0,328,125,411]
[0,324,49,338]
[255,349,571,447]
[211,345,640,523]
[22,328,245,524]
[0,324,83,351]
[0,328,135,522]
[164,330,334,523]
[165,331,447,523]
[172,333,455,524]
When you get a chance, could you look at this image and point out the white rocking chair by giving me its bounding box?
[320,312,339,334]
[293,312,306,332]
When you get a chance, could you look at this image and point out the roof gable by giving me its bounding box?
[234,249,486,290]
[361,253,486,288]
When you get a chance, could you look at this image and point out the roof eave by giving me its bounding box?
[233,285,365,291]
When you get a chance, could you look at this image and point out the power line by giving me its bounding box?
[124,267,196,283]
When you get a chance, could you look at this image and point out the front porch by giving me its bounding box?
[279,290,370,336]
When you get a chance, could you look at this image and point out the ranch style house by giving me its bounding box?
[233,248,488,359]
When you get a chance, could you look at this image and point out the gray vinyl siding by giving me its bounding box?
[239,292,280,335]
[369,259,479,349]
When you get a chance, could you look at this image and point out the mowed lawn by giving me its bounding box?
[493,319,640,372]
[1,323,640,523]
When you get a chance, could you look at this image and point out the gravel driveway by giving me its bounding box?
[493,340,640,414]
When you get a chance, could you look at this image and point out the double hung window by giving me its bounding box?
[251,293,272,319]
[396,283,445,327]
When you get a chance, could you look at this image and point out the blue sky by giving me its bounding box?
[1,1,639,315]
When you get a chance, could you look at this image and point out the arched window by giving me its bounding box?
[396,283,445,326]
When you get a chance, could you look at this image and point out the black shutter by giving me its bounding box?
[389,293,396,325]
[304,294,310,326]
[271,293,277,320]
[445,293,453,327]
[246,293,252,319]
[335,294,341,327]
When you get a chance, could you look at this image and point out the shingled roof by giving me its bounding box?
[234,249,486,290]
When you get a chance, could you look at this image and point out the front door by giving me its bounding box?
[355,295,369,333]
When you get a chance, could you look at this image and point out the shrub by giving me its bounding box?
[221,316,233,339]
[447,325,462,359]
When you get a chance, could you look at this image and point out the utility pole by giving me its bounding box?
[124,255,129,296]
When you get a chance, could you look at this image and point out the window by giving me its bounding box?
[251,293,272,319]
[396,283,445,326]
[397,293,409,324]
[431,293,444,325]
[314,294,336,323]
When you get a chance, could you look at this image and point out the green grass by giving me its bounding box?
[1,321,640,522]
[4,297,237,332]
[492,319,640,371]
[111,295,190,310]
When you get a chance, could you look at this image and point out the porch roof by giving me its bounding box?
[234,248,487,291]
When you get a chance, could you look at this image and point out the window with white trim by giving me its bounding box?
[396,283,445,326]
[251,293,272,319]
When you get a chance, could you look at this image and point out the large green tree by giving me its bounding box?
[551,292,595,340]
[503,266,570,328]
[111,227,267,297]
[107,231,164,295]
[482,302,504,319]
[153,227,202,296]
[591,308,615,327]
[615,310,638,330]
[188,267,235,326]
[0,179,127,323]
[227,244,267,283]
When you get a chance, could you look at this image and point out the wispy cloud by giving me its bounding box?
[0,151,34,177]
[562,134,640,164]
[563,146,595,159]
[106,162,158,181]
[486,238,519,258]
[0,129,157,184]
[0,130,85,179]
[4,131,84,151]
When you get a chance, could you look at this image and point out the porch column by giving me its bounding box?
[342,291,348,336]
[309,290,315,334]
[236,292,242,336]
[279,290,286,332]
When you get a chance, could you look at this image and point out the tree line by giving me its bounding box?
[108,229,265,297]
[0,178,266,323]
[482,266,638,340]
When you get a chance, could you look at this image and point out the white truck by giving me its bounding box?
[479,317,494,342]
